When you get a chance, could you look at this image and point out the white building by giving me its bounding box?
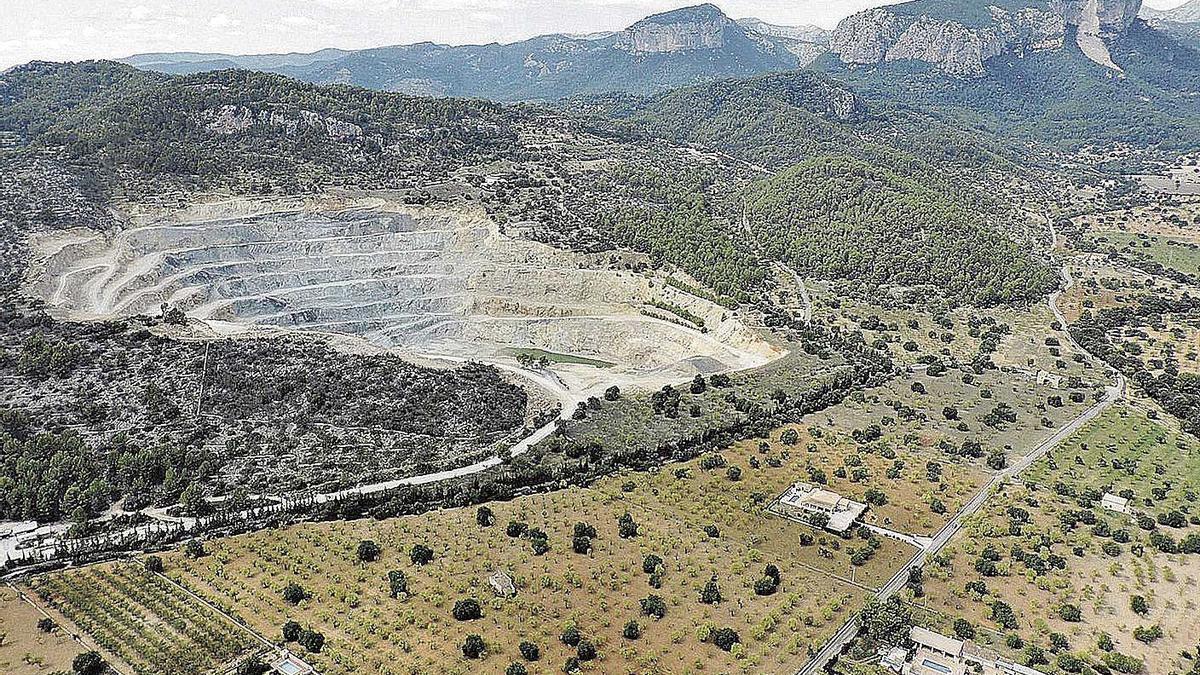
[777,482,867,533]
[1101,492,1130,515]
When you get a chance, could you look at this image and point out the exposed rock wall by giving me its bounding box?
[831,0,1141,77]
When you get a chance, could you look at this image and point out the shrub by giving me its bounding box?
[387,570,408,598]
[563,656,581,673]
[72,652,106,675]
[281,620,301,643]
[356,539,381,562]
[952,618,975,640]
[700,577,722,604]
[1130,595,1149,617]
[144,556,164,573]
[184,539,206,559]
[453,598,483,621]
[712,627,740,652]
[506,521,528,537]
[1133,624,1162,644]
[572,522,596,539]
[561,625,581,647]
[576,640,597,661]
[506,663,529,675]
[477,506,494,527]
[282,582,309,605]
[462,634,486,659]
[410,544,434,565]
[623,620,641,640]
[1103,651,1144,674]
[618,512,638,538]
[298,629,325,653]
[519,641,540,661]
[572,535,592,554]
[640,594,667,619]
[642,554,663,574]
[36,617,56,633]
[1058,604,1082,622]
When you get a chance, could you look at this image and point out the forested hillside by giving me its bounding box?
[743,157,1057,305]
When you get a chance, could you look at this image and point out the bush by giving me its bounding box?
[476,506,494,527]
[453,598,483,621]
[572,522,596,539]
[357,539,381,562]
[506,664,529,675]
[572,535,592,554]
[623,620,641,640]
[1058,604,1082,622]
[1130,595,1148,616]
[640,594,667,619]
[506,521,528,537]
[1103,651,1144,673]
[519,641,540,661]
[1133,624,1162,644]
[144,556,164,573]
[561,625,581,646]
[618,512,638,538]
[700,577,722,604]
[576,640,597,661]
[282,582,309,605]
[642,554,662,574]
[282,620,301,643]
[952,618,975,640]
[298,629,325,653]
[712,627,740,652]
[184,539,206,559]
[410,544,434,565]
[36,617,56,633]
[563,656,581,673]
[387,570,408,598]
[72,652,106,675]
[462,634,486,659]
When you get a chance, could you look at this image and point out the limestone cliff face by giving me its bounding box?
[830,0,1141,77]
[616,3,734,53]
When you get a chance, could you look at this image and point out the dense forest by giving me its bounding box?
[743,156,1058,305]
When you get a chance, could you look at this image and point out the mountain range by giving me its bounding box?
[120,5,827,101]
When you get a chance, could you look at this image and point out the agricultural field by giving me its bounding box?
[26,563,262,675]
[1025,404,1200,519]
[914,404,1200,675]
[1088,230,1200,278]
[0,584,83,675]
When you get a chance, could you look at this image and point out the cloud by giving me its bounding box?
[209,13,232,29]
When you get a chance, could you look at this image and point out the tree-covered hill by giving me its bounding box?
[742,156,1058,305]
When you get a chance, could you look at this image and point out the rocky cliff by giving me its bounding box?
[616,4,737,52]
[830,0,1142,77]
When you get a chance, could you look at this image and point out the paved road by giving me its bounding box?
[794,243,1125,675]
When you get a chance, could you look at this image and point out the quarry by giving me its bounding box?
[24,195,782,400]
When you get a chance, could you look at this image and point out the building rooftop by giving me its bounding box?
[778,482,867,532]
[911,626,964,658]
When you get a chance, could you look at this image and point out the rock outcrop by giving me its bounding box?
[615,4,736,53]
[830,0,1142,77]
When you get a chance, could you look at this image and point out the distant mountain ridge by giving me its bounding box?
[119,4,824,101]
[828,0,1144,77]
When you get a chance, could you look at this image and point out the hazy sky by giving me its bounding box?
[0,0,1192,70]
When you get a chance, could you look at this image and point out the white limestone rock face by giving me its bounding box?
[830,0,1140,77]
[619,18,728,53]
